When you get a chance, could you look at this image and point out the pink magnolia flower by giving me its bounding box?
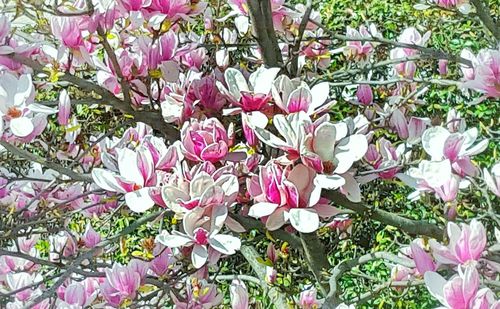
[180,118,231,163]
[301,37,332,70]
[434,0,471,13]
[255,112,367,176]
[82,223,101,248]
[171,278,222,308]
[218,67,283,146]
[160,163,238,215]
[254,112,367,201]
[410,241,437,275]
[181,48,208,71]
[59,281,95,307]
[51,17,84,49]
[407,159,462,203]
[156,205,241,268]
[422,126,488,177]
[186,76,227,115]
[119,0,152,12]
[92,147,157,212]
[230,279,249,309]
[141,30,179,74]
[326,215,353,239]
[49,231,77,262]
[50,16,93,66]
[361,138,409,182]
[463,48,500,99]
[0,15,10,42]
[390,109,430,144]
[145,0,207,21]
[344,24,380,62]
[298,287,322,309]
[141,135,180,171]
[356,84,373,106]
[425,265,499,309]
[151,244,176,277]
[429,219,486,265]
[248,163,338,233]
[101,260,148,307]
[5,272,43,302]
[483,162,500,197]
[0,73,56,138]
[272,75,332,115]
[219,66,279,114]
[390,27,431,78]
[57,90,71,126]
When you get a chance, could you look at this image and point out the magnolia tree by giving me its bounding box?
[0,0,499,308]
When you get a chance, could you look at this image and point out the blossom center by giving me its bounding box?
[7,107,22,118]
[193,228,209,245]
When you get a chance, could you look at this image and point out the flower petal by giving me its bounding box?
[288,208,319,233]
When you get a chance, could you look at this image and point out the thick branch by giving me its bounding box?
[247,0,284,68]
[324,191,444,240]
[300,232,330,296]
[470,0,500,41]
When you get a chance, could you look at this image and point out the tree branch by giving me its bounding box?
[323,191,444,240]
[300,232,330,296]
[247,0,284,68]
[0,141,92,182]
[290,0,312,77]
[323,251,415,307]
[239,245,289,309]
[302,17,474,67]
[469,0,500,41]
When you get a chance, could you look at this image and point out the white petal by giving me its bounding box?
[334,134,368,174]
[192,244,208,268]
[117,148,143,185]
[288,209,319,233]
[156,231,192,248]
[209,234,241,255]
[125,188,155,213]
[244,111,268,129]
[210,204,228,235]
[91,168,124,193]
[422,127,449,160]
[234,15,249,35]
[314,174,346,190]
[341,173,361,202]
[313,122,336,162]
[248,202,279,218]
[310,82,330,111]
[463,139,488,157]
[161,60,180,82]
[423,272,447,305]
[9,117,34,137]
[250,67,280,94]
[28,103,58,114]
[254,127,289,148]
[225,68,249,100]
